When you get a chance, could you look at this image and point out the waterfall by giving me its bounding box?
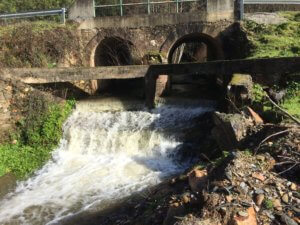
[0,103,214,225]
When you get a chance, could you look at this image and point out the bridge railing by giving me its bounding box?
[240,0,300,20]
[0,8,67,24]
[94,0,206,17]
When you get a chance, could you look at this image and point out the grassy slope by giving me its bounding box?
[243,12,300,119]
[0,21,79,68]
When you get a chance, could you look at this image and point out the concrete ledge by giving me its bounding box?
[1,57,300,84]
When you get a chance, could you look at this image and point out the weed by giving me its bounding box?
[263,199,274,210]
[0,99,75,179]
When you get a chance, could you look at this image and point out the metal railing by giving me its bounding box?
[0,8,67,24]
[94,0,205,17]
[240,0,300,20]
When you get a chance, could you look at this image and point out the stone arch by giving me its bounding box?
[94,36,134,66]
[167,33,224,63]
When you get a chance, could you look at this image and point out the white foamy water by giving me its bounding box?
[0,104,213,225]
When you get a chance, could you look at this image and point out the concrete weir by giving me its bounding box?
[1,57,300,107]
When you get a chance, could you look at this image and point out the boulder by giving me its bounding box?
[211,112,251,150]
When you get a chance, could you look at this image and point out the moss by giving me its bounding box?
[0,99,75,179]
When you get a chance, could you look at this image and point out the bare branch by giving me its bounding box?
[264,93,300,125]
[254,129,290,154]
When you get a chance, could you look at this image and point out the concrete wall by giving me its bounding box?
[78,12,233,67]
[69,0,95,21]
[245,4,300,13]
[207,0,235,22]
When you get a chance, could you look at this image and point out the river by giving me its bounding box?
[0,100,214,225]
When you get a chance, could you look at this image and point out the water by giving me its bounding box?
[0,103,214,225]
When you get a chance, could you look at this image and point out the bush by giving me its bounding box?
[0,21,81,68]
[0,0,73,13]
[0,99,75,179]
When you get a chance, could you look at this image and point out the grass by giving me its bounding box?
[243,13,300,120]
[0,100,75,179]
[243,12,300,58]
[252,82,300,121]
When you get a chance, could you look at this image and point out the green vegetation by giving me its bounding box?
[263,199,274,210]
[0,21,80,68]
[243,12,300,58]
[252,82,300,120]
[0,0,73,13]
[0,99,75,179]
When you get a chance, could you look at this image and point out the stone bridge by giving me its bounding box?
[69,0,236,67]
[66,0,241,93]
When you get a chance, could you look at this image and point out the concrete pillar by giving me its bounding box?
[155,75,171,97]
[145,73,158,109]
[69,0,95,21]
[206,0,235,22]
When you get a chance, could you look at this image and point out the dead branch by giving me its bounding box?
[265,93,300,125]
[254,129,290,154]
[277,162,300,175]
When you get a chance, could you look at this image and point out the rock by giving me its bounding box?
[181,193,191,204]
[273,199,282,211]
[188,169,208,193]
[245,107,264,125]
[226,195,233,203]
[255,194,265,206]
[282,193,289,204]
[280,214,298,225]
[232,207,257,225]
[227,74,253,110]
[256,155,265,161]
[238,211,249,217]
[163,204,186,225]
[212,112,251,150]
[252,172,265,182]
[290,183,297,191]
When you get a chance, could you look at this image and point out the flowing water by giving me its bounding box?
[0,101,214,225]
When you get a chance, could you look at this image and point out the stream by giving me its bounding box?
[0,101,214,225]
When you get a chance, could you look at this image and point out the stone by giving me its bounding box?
[273,199,282,211]
[282,193,289,204]
[256,155,265,161]
[246,107,264,125]
[181,193,191,204]
[255,194,265,206]
[290,183,297,191]
[232,207,257,225]
[212,112,251,150]
[227,74,253,110]
[280,214,298,225]
[188,169,208,193]
[252,172,265,182]
[238,211,248,217]
[226,195,233,203]
[163,204,186,225]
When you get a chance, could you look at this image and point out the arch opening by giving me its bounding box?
[167,33,223,64]
[166,33,224,100]
[93,37,144,98]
